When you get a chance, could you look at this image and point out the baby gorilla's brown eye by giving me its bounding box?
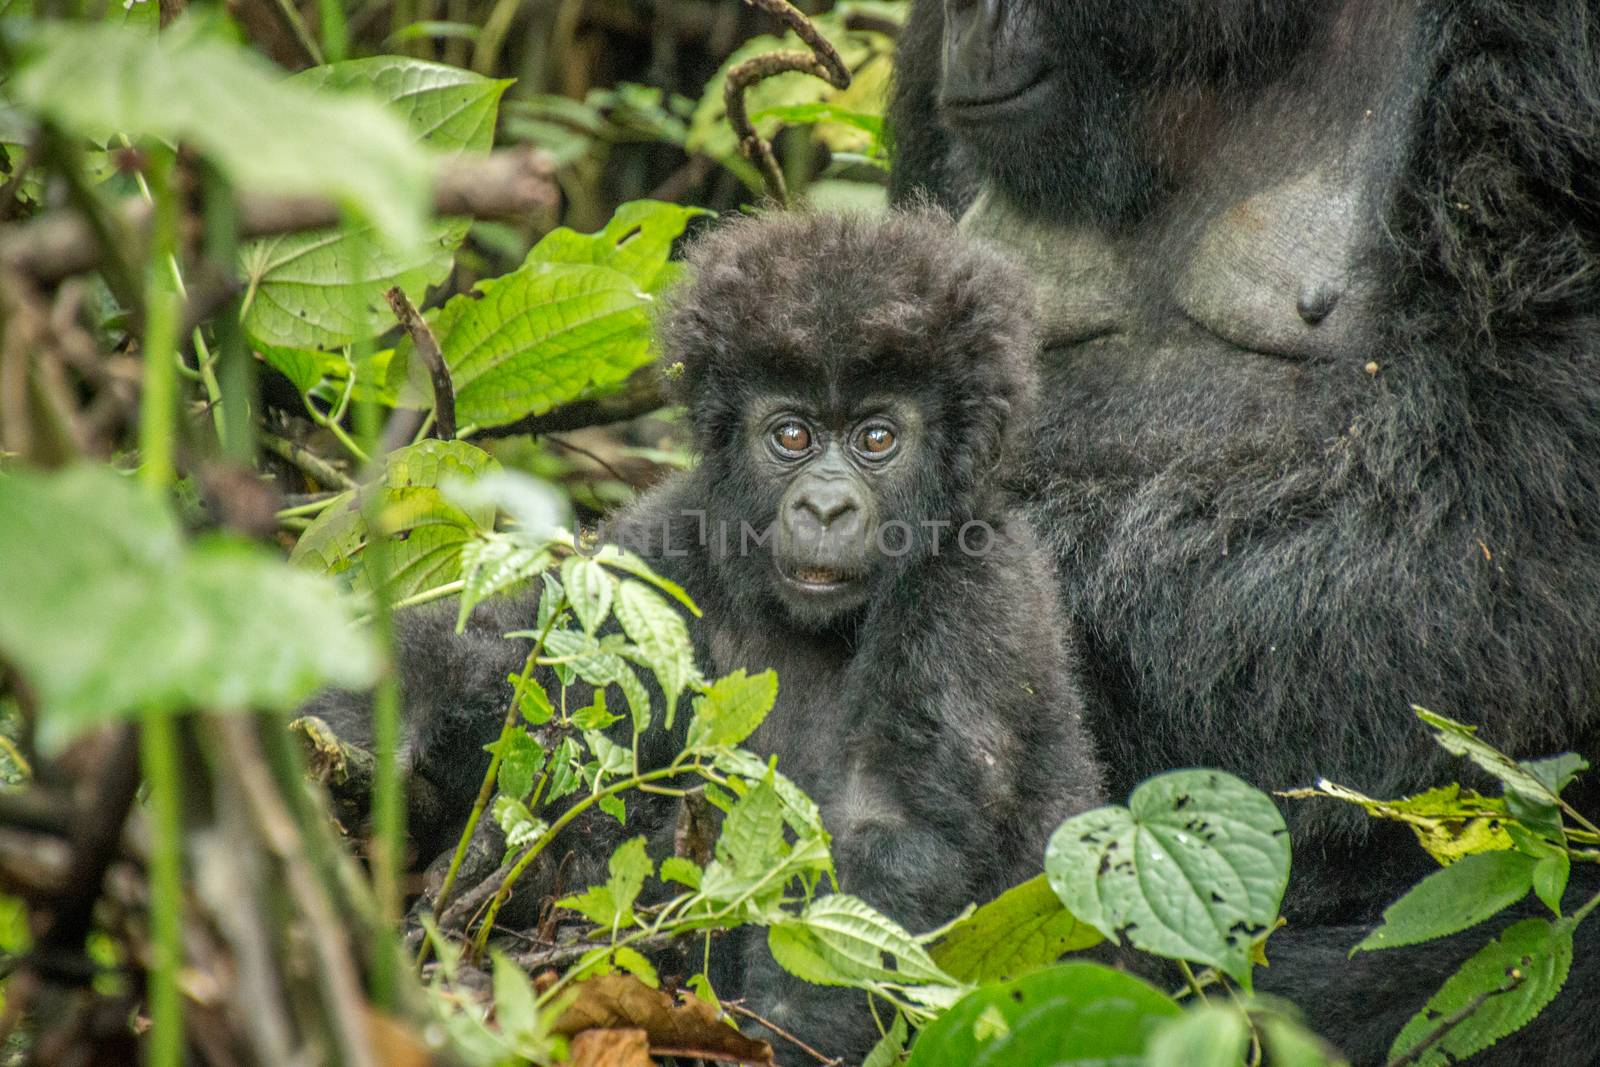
[773,422,811,454]
[857,425,896,456]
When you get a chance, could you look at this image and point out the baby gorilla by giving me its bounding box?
[641,210,1103,1054]
[313,210,1102,1059]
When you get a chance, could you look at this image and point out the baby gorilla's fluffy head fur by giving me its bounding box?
[658,209,1039,524]
[650,209,1042,628]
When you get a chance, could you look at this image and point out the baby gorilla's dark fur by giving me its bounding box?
[311,211,1103,1060]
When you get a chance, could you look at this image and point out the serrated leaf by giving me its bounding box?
[1145,1005,1250,1067]
[456,536,550,629]
[560,836,653,929]
[930,875,1104,984]
[490,729,546,801]
[492,795,545,852]
[598,793,627,825]
[661,857,702,890]
[542,629,630,688]
[778,894,954,987]
[528,199,708,294]
[613,581,695,727]
[687,669,779,750]
[586,542,701,616]
[1356,851,1535,952]
[290,440,501,602]
[1532,851,1570,916]
[611,946,659,987]
[1045,769,1290,990]
[1522,753,1588,798]
[239,58,508,349]
[545,737,582,803]
[1414,708,1559,807]
[715,776,786,879]
[0,467,377,754]
[905,962,1180,1067]
[862,1012,909,1067]
[417,262,653,429]
[12,19,430,249]
[584,730,631,781]
[561,556,615,634]
[572,691,623,731]
[1388,917,1574,1067]
[492,950,542,1035]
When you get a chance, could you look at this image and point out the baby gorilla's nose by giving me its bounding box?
[793,479,861,532]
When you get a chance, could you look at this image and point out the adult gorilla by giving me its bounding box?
[889,1,1600,1061]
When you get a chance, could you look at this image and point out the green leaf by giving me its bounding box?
[1522,753,1588,798]
[1532,851,1570,916]
[862,1012,909,1067]
[1281,780,1512,864]
[290,440,501,600]
[1145,1006,1250,1067]
[598,793,626,825]
[687,669,779,750]
[1354,851,1536,953]
[586,541,700,617]
[11,18,431,248]
[905,962,1180,1067]
[571,691,623,731]
[1414,708,1561,806]
[406,262,653,430]
[528,200,708,294]
[560,556,615,635]
[1258,1012,1349,1067]
[751,101,883,141]
[0,467,377,753]
[613,580,696,727]
[491,730,546,801]
[611,945,659,987]
[660,856,702,890]
[239,58,509,349]
[773,894,953,987]
[558,836,653,929]
[1045,769,1290,990]
[491,795,545,852]
[930,875,1105,984]
[545,737,582,802]
[715,776,786,880]
[1388,917,1575,1067]
[492,950,541,1036]
[456,535,551,630]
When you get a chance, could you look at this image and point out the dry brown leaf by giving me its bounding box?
[554,974,774,1065]
[365,1008,433,1067]
[569,1027,654,1067]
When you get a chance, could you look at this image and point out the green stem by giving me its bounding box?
[138,152,180,490]
[387,579,466,613]
[420,602,566,968]
[141,715,186,1067]
[1177,960,1208,1002]
[1572,886,1600,924]
[275,496,341,521]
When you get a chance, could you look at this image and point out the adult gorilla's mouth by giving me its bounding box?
[939,66,1054,123]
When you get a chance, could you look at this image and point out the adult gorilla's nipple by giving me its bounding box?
[1296,284,1341,326]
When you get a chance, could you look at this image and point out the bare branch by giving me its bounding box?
[723,0,850,205]
[384,287,455,441]
[0,147,560,286]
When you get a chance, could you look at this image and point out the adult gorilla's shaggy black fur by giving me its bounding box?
[892,0,1600,1061]
[313,212,1103,1061]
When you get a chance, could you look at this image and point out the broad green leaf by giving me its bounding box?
[1355,851,1535,953]
[560,556,615,635]
[1281,780,1512,864]
[1145,1006,1250,1067]
[528,200,708,294]
[1258,1012,1349,1067]
[862,1013,909,1067]
[571,691,623,731]
[240,58,509,349]
[610,945,659,987]
[598,792,626,825]
[1523,753,1588,797]
[905,962,1180,1067]
[290,440,501,600]
[455,535,551,630]
[613,580,695,726]
[492,950,541,1035]
[930,875,1105,983]
[540,629,631,688]
[712,748,827,840]
[11,18,430,248]
[751,101,883,141]
[1045,769,1290,990]
[687,669,779,750]
[1532,851,1570,916]
[660,857,702,890]
[413,262,654,429]
[584,540,700,616]
[1388,917,1574,1067]
[0,467,377,754]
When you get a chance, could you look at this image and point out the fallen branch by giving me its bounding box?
[0,147,560,285]
[384,287,455,441]
[723,0,850,205]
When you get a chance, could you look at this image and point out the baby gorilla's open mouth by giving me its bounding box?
[783,565,858,591]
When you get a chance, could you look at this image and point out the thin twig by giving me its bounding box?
[723,0,850,205]
[261,431,358,492]
[724,1000,843,1067]
[384,287,455,440]
[1383,969,1529,1067]
[546,434,631,484]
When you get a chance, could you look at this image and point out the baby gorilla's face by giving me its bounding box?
[741,394,927,626]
